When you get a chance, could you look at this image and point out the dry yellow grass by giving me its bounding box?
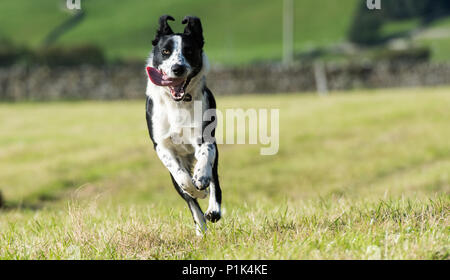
[0,87,449,259]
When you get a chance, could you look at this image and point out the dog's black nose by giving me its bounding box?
[172,64,186,76]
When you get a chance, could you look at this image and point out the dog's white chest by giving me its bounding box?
[151,96,202,155]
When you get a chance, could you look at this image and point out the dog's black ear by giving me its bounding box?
[152,15,175,46]
[182,16,204,48]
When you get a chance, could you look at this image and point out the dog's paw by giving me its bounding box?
[182,184,208,199]
[178,173,208,199]
[192,175,211,191]
[204,209,221,223]
[192,166,212,190]
[188,188,208,199]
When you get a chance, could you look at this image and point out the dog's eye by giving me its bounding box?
[162,49,171,55]
[184,48,193,55]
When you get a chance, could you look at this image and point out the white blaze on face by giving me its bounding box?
[159,35,192,78]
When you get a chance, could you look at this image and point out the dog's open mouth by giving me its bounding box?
[146,66,190,101]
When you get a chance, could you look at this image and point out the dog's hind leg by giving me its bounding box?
[205,143,222,223]
[170,174,207,236]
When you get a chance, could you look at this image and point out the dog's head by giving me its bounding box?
[147,15,205,102]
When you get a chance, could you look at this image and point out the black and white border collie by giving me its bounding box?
[145,15,221,235]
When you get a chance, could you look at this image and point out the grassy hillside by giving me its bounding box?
[0,88,449,259]
[2,1,450,64]
[0,0,358,64]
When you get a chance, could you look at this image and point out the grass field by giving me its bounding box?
[2,1,450,64]
[0,0,358,64]
[0,87,449,259]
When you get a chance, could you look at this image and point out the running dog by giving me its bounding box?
[145,15,221,235]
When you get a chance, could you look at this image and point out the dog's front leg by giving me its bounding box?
[192,143,215,190]
[156,145,207,199]
[193,142,222,222]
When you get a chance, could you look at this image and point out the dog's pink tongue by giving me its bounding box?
[146,66,165,86]
[146,66,184,87]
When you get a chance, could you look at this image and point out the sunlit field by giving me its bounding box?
[0,87,449,259]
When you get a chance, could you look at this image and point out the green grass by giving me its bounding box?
[380,19,421,37]
[2,1,450,64]
[0,0,358,64]
[417,37,450,62]
[0,87,449,259]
